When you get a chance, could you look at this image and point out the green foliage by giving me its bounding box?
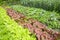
[0,0,60,12]
[19,0,60,12]
[11,5,60,29]
[0,0,19,5]
[0,6,36,40]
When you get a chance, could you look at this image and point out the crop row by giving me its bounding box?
[11,5,60,29]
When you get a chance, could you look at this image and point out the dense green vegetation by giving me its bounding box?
[0,6,36,40]
[20,0,60,12]
[0,0,60,12]
[11,5,60,29]
[0,0,19,5]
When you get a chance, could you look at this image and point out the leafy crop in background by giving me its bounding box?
[11,5,60,29]
[0,6,36,40]
[0,0,60,12]
[19,0,60,12]
[4,0,60,12]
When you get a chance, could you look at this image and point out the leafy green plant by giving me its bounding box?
[0,6,36,40]
[11,5,60,29]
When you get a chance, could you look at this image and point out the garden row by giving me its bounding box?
[11,5,60,29]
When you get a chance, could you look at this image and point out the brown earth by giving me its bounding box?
[6,8,60,40]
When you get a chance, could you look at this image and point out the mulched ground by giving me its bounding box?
[6,8,60,40]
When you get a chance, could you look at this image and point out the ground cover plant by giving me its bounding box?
[0,6,36,40]
[11,5,60,30]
